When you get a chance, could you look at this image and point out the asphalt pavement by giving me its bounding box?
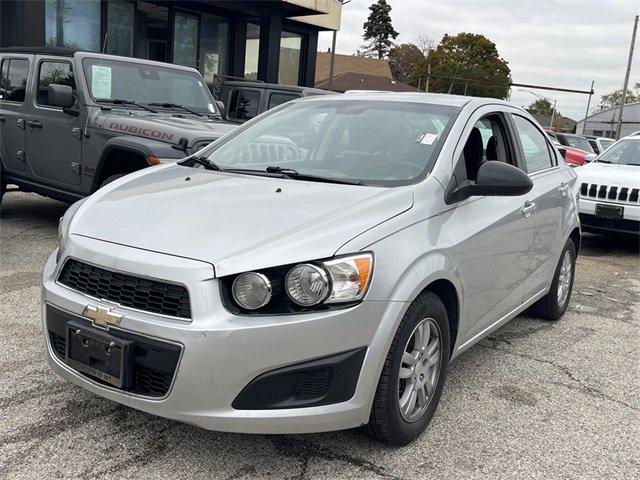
[1,192,638,479]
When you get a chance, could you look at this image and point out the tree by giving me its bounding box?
[526,98,556,117]
[361,0,399,59]
[389,43,425,83]
[598,82,640,110]
[411,33,511,99]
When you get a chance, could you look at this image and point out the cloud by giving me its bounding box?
[318,0,640,120]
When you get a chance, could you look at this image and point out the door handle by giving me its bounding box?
[17,118,25,130]
[559,182,570,196]
[522,201,536,217]
[26,120,43,129]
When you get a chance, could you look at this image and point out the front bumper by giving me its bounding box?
[578,197,640,236]
[42,235,407,433]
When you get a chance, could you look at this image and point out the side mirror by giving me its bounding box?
[446,161,533,203]
[584,153,597,162]
[215,100,226,118]
[48,84,74,108]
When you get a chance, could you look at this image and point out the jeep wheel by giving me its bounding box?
[368,291,450,446]
[0,164,5,209]
[529,238,577,321]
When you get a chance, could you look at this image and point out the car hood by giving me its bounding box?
[576,162,640,188]
[94,110,237,147]
[72,165,414,277]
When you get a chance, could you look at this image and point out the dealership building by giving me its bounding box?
[0,0,342,87]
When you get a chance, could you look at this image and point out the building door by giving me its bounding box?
[172,11,199,68]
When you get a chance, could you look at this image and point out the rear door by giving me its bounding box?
[25,56,82,186]
[0,55,31,173]
[509,114,572,299]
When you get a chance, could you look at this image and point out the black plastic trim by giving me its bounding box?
[232,347,367,410]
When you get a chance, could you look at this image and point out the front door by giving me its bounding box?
[0,56,30,173]
[510,114,573,298]
[449,111,535,342]
[25,58,82,186]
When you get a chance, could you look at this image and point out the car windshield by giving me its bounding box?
[565,136,594,152]
[194,99,458,186]
[597,139,640,166]
[82,57,215,114]
[599,139,615,150]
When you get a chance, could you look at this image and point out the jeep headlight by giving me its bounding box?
[57,199,86,261]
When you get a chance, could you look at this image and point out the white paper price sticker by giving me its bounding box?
[91,65,112,99]
[418,133,438,145]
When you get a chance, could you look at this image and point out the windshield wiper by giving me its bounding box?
[149,102,204,117]
[100,98,158,113]
[190,155,224,171]
[265,165,363,185]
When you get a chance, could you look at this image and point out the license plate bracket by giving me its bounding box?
[595,203,623,220]
[65,320,133,389]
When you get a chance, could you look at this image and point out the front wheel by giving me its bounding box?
[368,291,450,446]
[529,238,577,320]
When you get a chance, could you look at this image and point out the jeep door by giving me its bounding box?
[0,55,31,173]
[448,108,535,344]
[509,114,574,299]
[25,57,82,186]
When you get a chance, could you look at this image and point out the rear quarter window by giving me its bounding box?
[0,58,29,103]
[227,89,261,121]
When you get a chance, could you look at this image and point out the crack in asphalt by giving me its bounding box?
[267,436,406,480]
[480,343,639,413]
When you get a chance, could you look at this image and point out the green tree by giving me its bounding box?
[526,98,556,117]
[598,82,640,110]
[361,0,399,59]
[411,33,511,99]
[389,43,425,83]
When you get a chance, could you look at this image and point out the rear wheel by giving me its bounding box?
[368,291,450,446]
[0,163,5,209]
[529,239,577,320]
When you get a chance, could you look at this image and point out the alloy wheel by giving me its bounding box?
[556,250,573,307]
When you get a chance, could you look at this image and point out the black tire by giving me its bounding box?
[368,291,450,446]
[0,163,5,209]
[99,173,127,189]
[528,238,577,320]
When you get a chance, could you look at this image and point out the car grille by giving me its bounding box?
[580,182,640,204]
[47,306,181,398]
[58,259,191,319]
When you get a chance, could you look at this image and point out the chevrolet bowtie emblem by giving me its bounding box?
[83,305,123,328]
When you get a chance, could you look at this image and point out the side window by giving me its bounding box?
[512,115,554,173]
[0,58,29,103]
[460,114,511,183]
[37,61,76,106]
[268,93,298,110]
[227,89,260,121]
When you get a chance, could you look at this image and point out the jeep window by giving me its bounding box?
[597,139,640,166]
[268,93,298,110]
[227,89,260,121]
[37,61,76,106]
[196,99,458,186]
[564,135,594,153]
[512,115,555,173]
[0,58,29,103]
[82,57,214,113]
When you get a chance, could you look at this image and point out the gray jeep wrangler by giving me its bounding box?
[0,48,236,207]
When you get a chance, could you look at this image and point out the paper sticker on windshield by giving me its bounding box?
[418,133,438,145]
[91,65,112,99]
[208,103,215,112]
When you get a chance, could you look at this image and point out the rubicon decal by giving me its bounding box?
[107,122,174,141]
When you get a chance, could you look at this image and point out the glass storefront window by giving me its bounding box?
[200,14,229,83]
[244,23,260,80]
[173,11,199,68]
[107,0,135,57]
[135,2,169,62]
[45,0,100,51]
[279,30,302,85]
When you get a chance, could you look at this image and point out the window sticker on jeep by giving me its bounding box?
[91,65,112,99]
[417,133,438,145]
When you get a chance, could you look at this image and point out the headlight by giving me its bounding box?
[285,264,330,306]
[323,253,372,303]
[57,198,87,261]
[232,272,272,310]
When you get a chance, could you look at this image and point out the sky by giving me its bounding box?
[317,0,640,121]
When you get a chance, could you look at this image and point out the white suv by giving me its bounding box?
[576,137,640,236]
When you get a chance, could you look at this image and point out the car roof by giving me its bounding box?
[293,91,504,108]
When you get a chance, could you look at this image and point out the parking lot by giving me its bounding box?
[0,191,638,479]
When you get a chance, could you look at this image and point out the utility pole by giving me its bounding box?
[582,80,595,134]
[550,99,557,129]
[615,14,638,140]
[425,64,430,92]
[328,30,337,91]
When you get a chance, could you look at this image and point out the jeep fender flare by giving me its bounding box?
[92,136,186,191]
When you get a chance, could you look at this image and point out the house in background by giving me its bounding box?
[576,102,640,138]
[316,72,419,93]
[0,0,343,88]
[530,113,577,133]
